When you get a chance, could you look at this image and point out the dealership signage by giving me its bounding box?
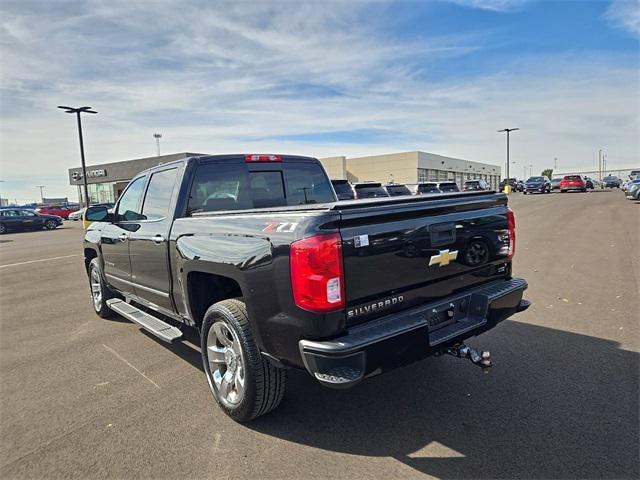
[71,169,107,181]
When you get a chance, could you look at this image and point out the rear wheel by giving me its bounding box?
[201,299,286,422]
[88,258,115,318]
[0,223,6,235]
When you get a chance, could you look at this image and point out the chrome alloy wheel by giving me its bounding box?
[206,321,246,406]
[90,267,102,312]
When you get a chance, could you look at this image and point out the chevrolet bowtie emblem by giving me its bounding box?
[429,249,458,267]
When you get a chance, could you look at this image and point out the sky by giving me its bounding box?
[0,0,638,203]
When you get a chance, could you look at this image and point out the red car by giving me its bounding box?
[560,175,587,193]
[35,205,79,219]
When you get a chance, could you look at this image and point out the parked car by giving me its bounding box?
[330,180,355,201]
[406,183,441,195]
[499,178,520,192]
[436,181,460,193]
[550,177,563,191]
[83,153,528,422]
[352,182,390,199]
[523,176,551,194]
[0,208,63,234]
[560,175,587,193]
[602,176,621,188]
[35,205,79,219]
[383,184,412,197]
[463,179,489,191]
[626,179,640,200]
[584,177,595,189]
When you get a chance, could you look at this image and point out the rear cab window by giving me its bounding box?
[187,158,336,214]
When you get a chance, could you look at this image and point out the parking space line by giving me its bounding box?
[102,344,161,389]
[0,254,82,268]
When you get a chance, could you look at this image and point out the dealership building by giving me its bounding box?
[68,150,501,205]
[321,151,501,190]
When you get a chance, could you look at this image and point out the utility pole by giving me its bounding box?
[153,133,162,156]
[498,128,519,180]
[529,164,533,177]
[554,157,558,171]
[58,106,97,207]
[36,185,46,204]
[603,154,607,176]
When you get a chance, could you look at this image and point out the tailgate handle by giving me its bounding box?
[430,222,456,247]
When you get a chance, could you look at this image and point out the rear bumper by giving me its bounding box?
[299,278,528,388]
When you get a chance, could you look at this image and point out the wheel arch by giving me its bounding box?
[187,271,244,330]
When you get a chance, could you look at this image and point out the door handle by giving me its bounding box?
[118,233,128,242]
[151,234,165,244]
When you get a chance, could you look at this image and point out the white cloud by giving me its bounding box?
[605,0,640,37]
[0,1,638,203]
[444,0,531,12]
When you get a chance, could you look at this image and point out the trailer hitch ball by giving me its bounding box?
[446,343,493,373]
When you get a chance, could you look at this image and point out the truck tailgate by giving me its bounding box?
[333,192,512,326]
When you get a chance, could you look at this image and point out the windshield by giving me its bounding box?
[438,182,459,192]
[331,180,353,195]
[418,183,440,193]
[564,175,582,180]
[354,184,389,198]
[527,177,545,182]
[385,185,411,196]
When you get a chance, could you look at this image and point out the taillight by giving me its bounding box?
[507,207,516,259]
[245,154,282,162]
[290,233,344,312]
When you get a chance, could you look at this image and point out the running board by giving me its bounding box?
[106,299,183,343]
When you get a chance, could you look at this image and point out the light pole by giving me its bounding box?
[598,149,603,180]
[153,133,162,156]
[529,164,533,177]
[603,154,607,176]
[36,185,46,204]
[554,157,558,171]
[58,106,97,208]
[0,180,5,206]
[498,128,519,180]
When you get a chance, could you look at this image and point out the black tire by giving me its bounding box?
[88,258,115,318]
[0,223,6,235]
[201,299,286,422]
[44,219,58,230]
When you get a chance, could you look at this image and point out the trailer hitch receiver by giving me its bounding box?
[445,343,492,373]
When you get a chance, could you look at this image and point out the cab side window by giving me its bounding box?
[116,177,146,221]
[141,168,179,221]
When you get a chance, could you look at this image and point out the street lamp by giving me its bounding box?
[498,128,519,180]
[36,185,46,204]
[153,133,162,156]
[57,106,97,208]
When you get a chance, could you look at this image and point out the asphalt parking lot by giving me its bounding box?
[1,190,638,479]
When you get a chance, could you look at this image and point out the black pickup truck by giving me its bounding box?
[84,154,529,422]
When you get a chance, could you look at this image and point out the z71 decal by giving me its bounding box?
[262,222,298,233]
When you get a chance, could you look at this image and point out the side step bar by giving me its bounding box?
[106,299,183,343]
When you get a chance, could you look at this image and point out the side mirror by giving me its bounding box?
[85,206,110,222]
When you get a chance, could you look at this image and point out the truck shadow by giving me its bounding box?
[140,318,638,478]
[244,321,638,479]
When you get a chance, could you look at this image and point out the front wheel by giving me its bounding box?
[88,258,115,318]
[0,223,6,235]
[44,219,58,230]
[201,299,286,422]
